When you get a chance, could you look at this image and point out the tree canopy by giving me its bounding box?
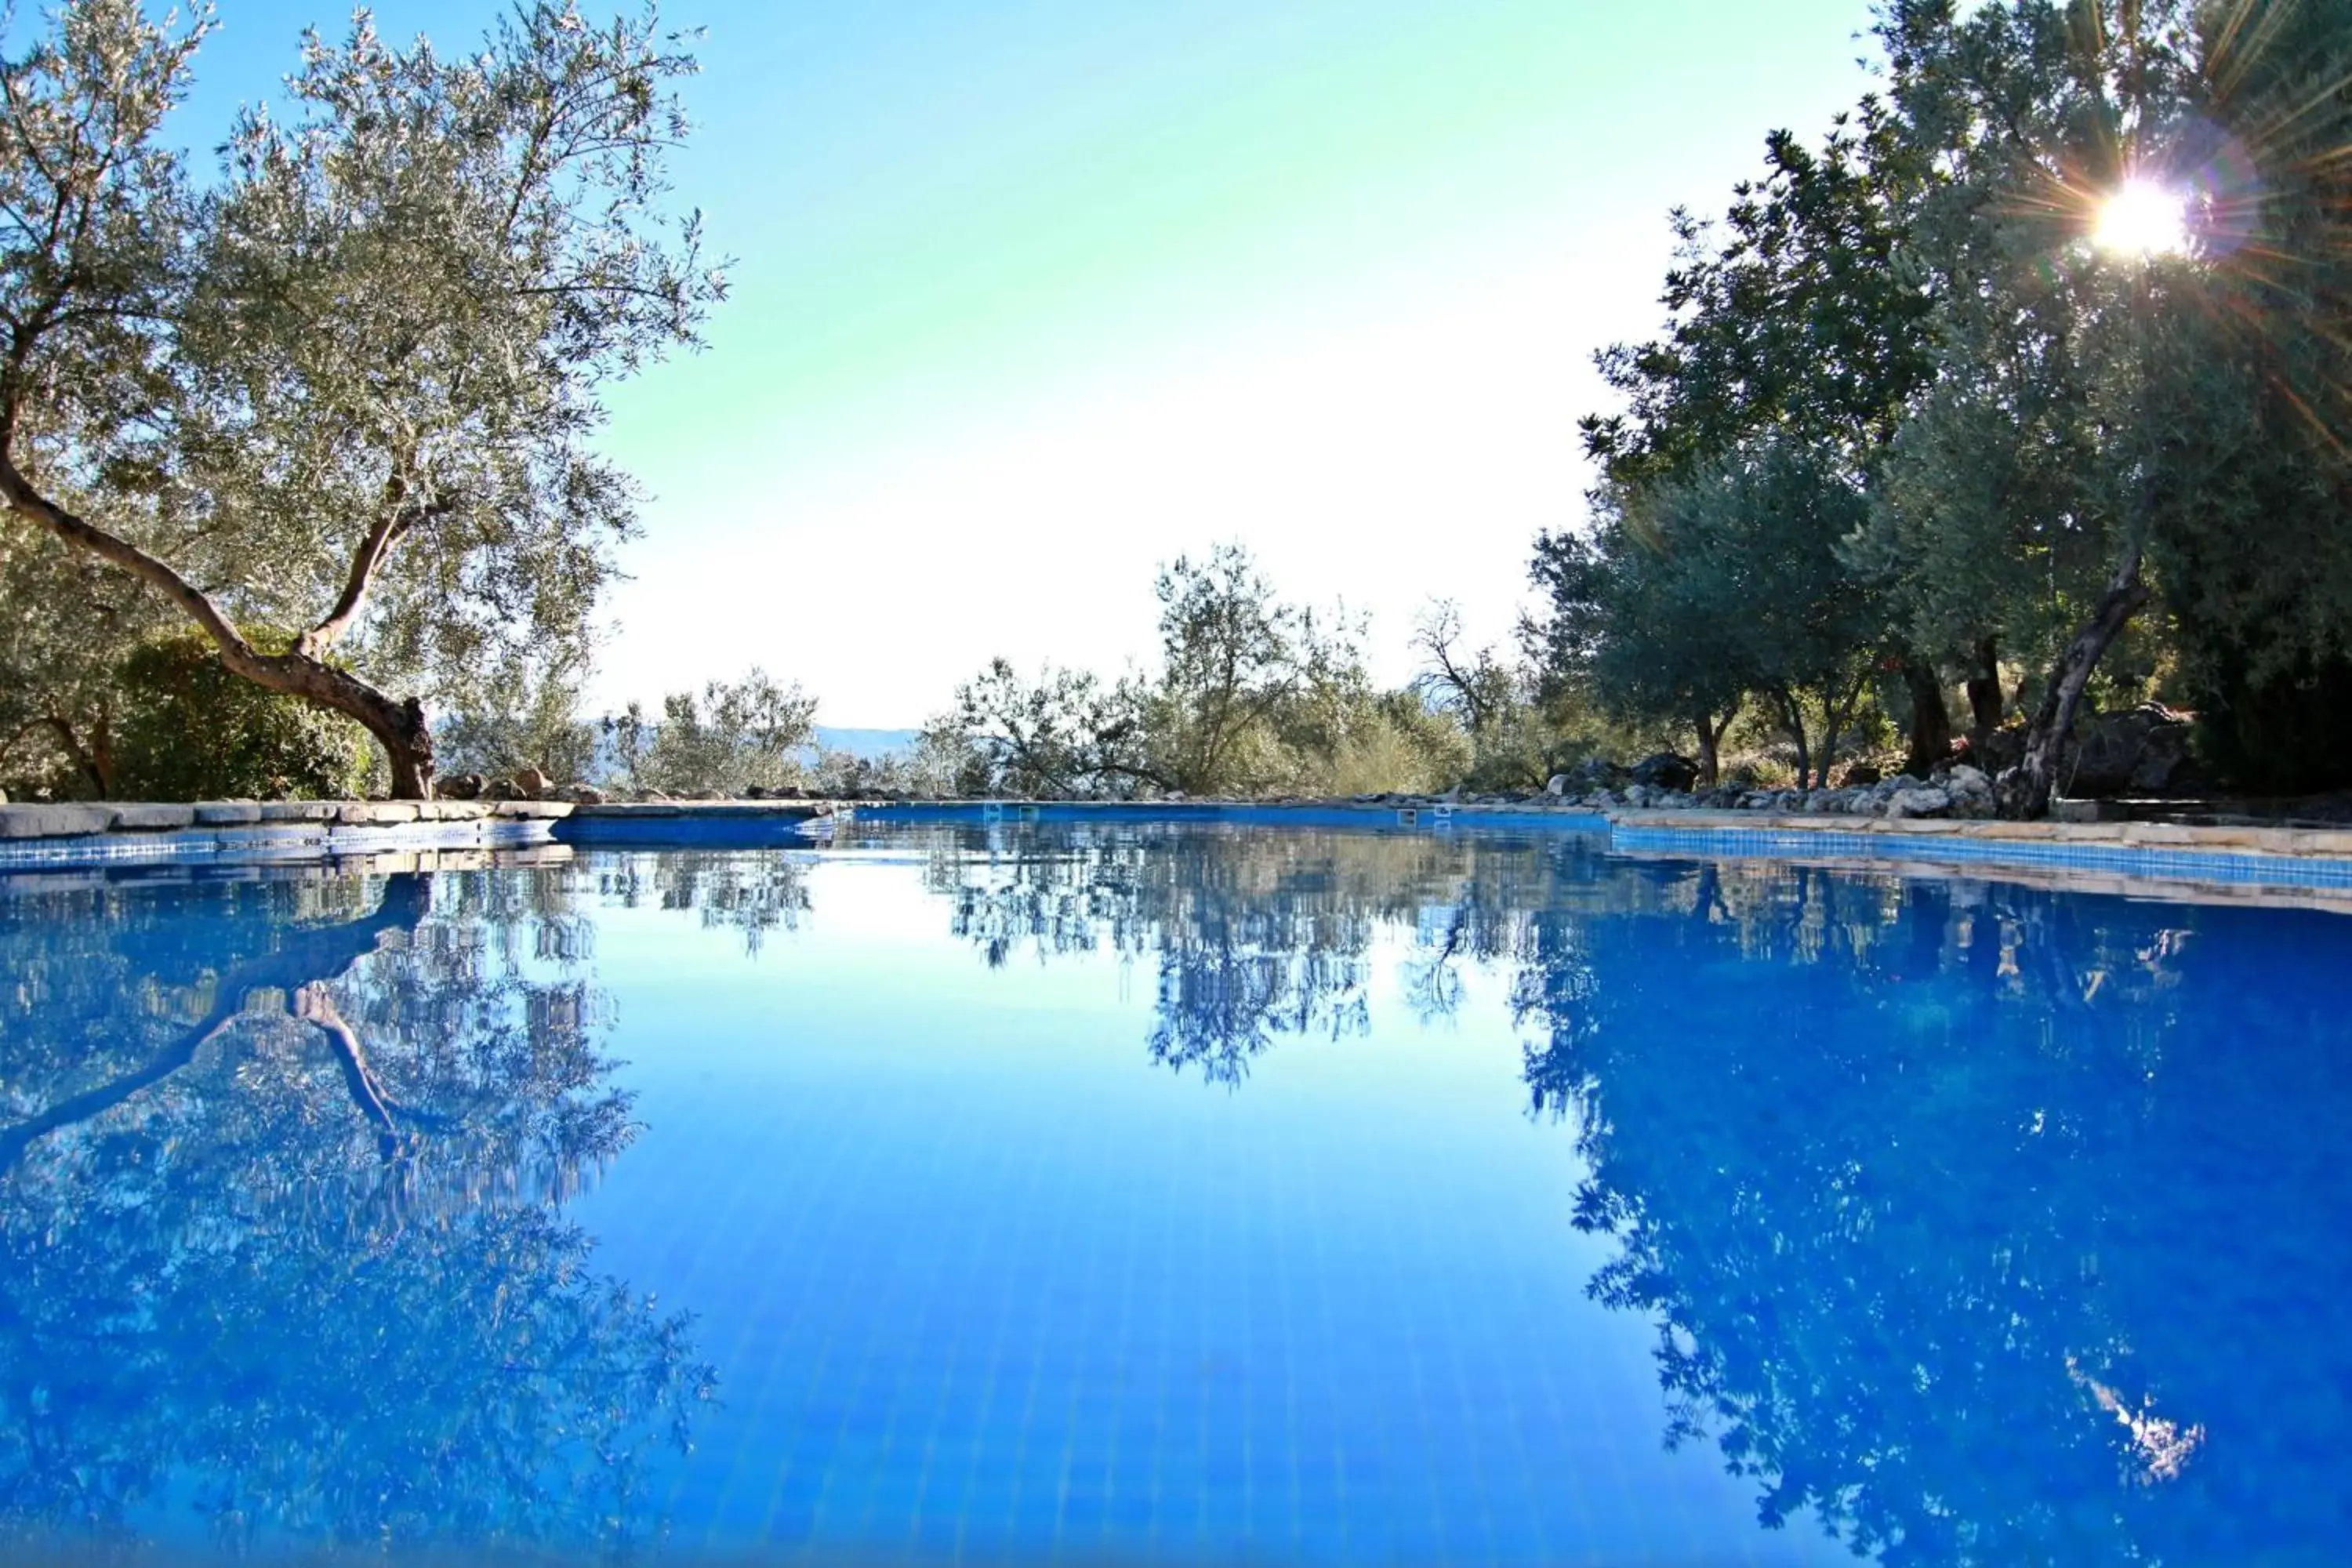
[0,0,724,797]
[1534,0,2352,811]
[939,543,1511,799]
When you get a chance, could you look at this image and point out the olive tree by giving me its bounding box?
[1143,543,1364,794]
[1558,103,1944,778]
[2139,0,2352,792]
[1660,441,1885,789]
[0,524,159,794]
[608,668,818,796]
[1871,0,2352,813]
[1530,444,1882,790]
[0,1,724,798]
[945,544,1378,798]
[2,526,371,803]
[437,648,602,786]
[1526,517,1749,786]
[946,657,1158,797]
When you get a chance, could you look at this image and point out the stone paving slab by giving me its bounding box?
[0,808,562,871]
[0,804,114,839]
[106,804,198,831]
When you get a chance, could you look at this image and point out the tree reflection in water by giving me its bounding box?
[1523,860,2352,1565]
[927,824,1566,1084]
[0,866,715,1559]
[7,828,2346,1565]
[593,847,813,956]
[916,825,2352,1565]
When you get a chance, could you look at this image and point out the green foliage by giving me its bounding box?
[1526,516,1751,783]
[1580,103,1933,491]
[943,546,1495,799]
[804,738,973,800]
[1,524,379,801]
[1546,0,2352,802]
[1142,544,1367,794]
[609,669,817,796]
[112,630,373,800]
[1874,0,2352,797]
[2138,1,2352,789]
[0,0,724,792]
[0,520,162,797]
[1412,600,1585,790]
[1533,93,1933,785]
[945,658,1157,797]
[437,652,601,786]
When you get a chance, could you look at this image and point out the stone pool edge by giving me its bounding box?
[1603,808,2352,909]
[0,799,579,871]
[5,797,2352,903]
[0,798,851,875]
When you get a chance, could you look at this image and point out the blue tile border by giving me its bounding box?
[855,801,1613,833]
[1606,823,2352,894]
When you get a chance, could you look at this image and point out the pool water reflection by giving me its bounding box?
[2,822,2347,1564]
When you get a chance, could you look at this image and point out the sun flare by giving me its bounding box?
[2093,180,2190,256]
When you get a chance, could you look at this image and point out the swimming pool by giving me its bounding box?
[2,820,2346,1564]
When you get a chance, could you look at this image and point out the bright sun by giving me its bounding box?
[2093,180,2190,256]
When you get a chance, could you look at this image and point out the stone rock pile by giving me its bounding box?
[437,770,605,805]
[1544,763,2002,819]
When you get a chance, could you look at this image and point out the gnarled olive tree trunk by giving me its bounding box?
[0,457,438,798]
[1965,636,2005,753]
[1897,652,1954,778]
[1690,704,1739,789]
[2004,548,2148,819]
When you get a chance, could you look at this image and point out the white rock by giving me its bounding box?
[1885,786,1953,819]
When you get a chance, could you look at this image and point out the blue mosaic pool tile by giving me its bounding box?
[0,818,555,872]
[1610,823,2352,892]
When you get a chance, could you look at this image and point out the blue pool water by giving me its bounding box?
[2,821,2349,1566]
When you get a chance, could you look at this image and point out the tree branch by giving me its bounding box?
[295,984,460,1136]
[39,713,105,795]
[0,452,258,662]
[1094,760,1180,793]
[0,877,431,1174]
[301,492,452,656]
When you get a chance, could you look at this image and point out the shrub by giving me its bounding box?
[113,631,373,800]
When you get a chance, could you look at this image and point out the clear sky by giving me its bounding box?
[179,0,1886,727]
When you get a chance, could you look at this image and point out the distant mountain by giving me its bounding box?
[811,726,921,760]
